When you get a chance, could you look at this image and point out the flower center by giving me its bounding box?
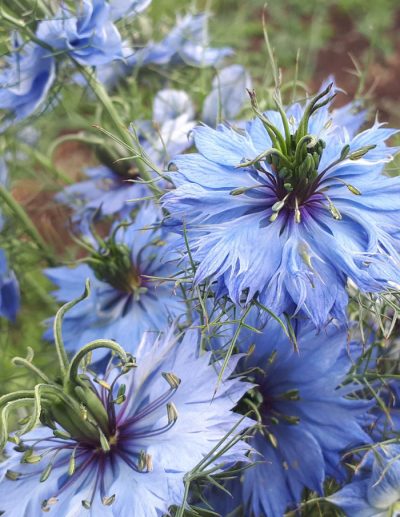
[235,84,375,224]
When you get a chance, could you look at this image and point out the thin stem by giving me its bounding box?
[67,339,129,386]
[12,357,51,384]
[53,280,92,377]
[75,65,163,197]
[17,142,73,185]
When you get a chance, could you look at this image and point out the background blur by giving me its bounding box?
[193,0,400,124]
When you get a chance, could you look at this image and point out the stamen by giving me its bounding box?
[167,402,178,424]
[41,497,58,513]
[68,446,78,476]
[162,372,181,389]
[294,198,301,223]
[138,451,153,472]
[103,494,116,506]
[325,196,342,220]
[5,470,21,481]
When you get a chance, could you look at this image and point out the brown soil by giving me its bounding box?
[311,6,400,123]
[12,139,96,255]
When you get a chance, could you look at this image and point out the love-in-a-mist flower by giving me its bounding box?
[163,82,400,327]
[44,204,186,357]
[56,88,195,227]
[0,34,55,126]
[131,14,232,68]
[0,286,252,516]
[329,444,400,516]
[37,0,123,66]
[208,316,371,517]
[108,0,152,21]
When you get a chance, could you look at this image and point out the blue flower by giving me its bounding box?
[162,82,400,327]
[0,35,55,126]
[0,249,20,322]
[109,0,152,21]
[137,88,196,164]
[93,13,232,89]
[44,204,186,356]
[329,444,400,516]
[211,316,371,516]
[0,157,9,230]
[202,65,252,127]
[55,164,147,229]
[131,14,232,68]
[56,88,195,225]
[0,324,251,516]
[37,0,123,66]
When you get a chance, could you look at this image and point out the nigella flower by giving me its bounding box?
[131,14,232,68]
[37,0,123,66]
[328,444,400,516]
[0,249,20,322]
[0,292,252,516]
[109,0,152,21]
[137,89,196,164]
[56,88,196,225]
[0,34,55,126]
[162,82,400,327]
[202,65,252,127]
[209,316,371,516]
[54,164,148,230]
[44,204,186,356]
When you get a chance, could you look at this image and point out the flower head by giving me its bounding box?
[56,88,195,227]
[329,444,400,516]
[0,35,55,126]
[218,316,371,516]
[37,0,123,66]
[44,204,186,356]
[108,0,152,21]
[131,14,232,68]
[162,82,400,327]
[0,292,251,516]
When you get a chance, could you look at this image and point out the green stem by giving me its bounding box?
[67,339,129,386]
[1,10,163,197]
[0,185,55,265]
[76,65,163,197]
[18,142,73,185]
